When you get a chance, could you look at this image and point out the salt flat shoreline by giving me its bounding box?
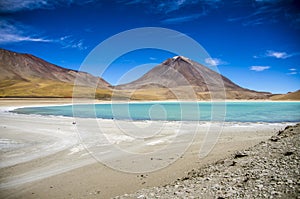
[1,98,300,106]
[116,123,300,199]
[0,98,298,198]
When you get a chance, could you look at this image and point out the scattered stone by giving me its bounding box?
[283,151,293,156]
[256,184,263,189]
[137,194,145,199]
[234,151,248,158]
[229,160,237,166]
[181,176,190,181]
[277,130,284,136]
[284,125,292,130]
[114,123,300,199]
[270,136,279,142]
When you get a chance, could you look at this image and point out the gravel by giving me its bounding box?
[115,123,300,199]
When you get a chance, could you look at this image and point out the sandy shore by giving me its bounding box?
[116,124,300,198]
[0,99,295,198]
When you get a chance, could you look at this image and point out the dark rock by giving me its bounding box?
[283,151,293,156]
[234,151,248,158]
[270,136,279,142]
[229,161,237,166]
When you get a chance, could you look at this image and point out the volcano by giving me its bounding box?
[116,56,271,100]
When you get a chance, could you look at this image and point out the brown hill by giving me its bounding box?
[0,49,278,100]
[116,56,271,100]
[0,49,111,98]
[271,90,300,101]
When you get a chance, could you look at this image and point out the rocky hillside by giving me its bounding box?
[115,123,300,198]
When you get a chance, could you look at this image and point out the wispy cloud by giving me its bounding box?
[254,50,299,59]
[0,34,51,43]
[0,19,87,50]
[161,14,202,24]
[116,0,213,16]
[0,0,60,12]
[119,0,206,14]
[119,0,222,23]
[265,50,290,59]
[0,0,94,13]
[123,0,298,28]
[60,37,87,50]
[204,58,227,66]
[0,20,52,44]
[156,0,188,13]
[227,0,300,28]
[149,57,157,61]
[287,68,299,75]
[250,65,270,71]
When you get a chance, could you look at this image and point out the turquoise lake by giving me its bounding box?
[11,102,300,123]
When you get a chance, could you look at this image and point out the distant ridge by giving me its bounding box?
[271,90,300,101]
[0,48,111,98]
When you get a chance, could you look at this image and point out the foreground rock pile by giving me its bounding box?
[115,123,300,199]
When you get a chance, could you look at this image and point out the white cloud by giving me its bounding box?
[149,57,157,61]
[60,36,87,50]
[161,14,202,24]
[120,0,221,16]
[266,50,290,59]
[204,58,227,66]
[0,20,52,44]
[250,65,270,71]
[0,0,55,12]
[253,50,299,59]
[65,40,87,50]
[0,19,87,50]
[0,0,91,12]
[227,1,300,28]
[0,34,51,43]
[289,68,297,71]
[287,68,298,75]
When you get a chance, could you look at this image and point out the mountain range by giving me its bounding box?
[0,48,298,100]
[0,48,111,98]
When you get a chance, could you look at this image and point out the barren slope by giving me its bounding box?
[116,56,271,100]
[0,49,111,98]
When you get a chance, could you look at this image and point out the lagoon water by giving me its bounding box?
[12,102,300,123]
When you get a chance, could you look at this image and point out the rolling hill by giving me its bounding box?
[0,48,112,98]
[271,90,300,101]
[1,49,294,100]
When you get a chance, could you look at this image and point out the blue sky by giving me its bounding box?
[0,0,299,94]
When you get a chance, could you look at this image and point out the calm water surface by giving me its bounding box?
[11,102,300,123]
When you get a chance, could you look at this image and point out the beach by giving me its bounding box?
[116,124,300,198]
[0,99,297,198]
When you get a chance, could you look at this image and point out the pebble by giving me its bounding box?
[114,123,300,199]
